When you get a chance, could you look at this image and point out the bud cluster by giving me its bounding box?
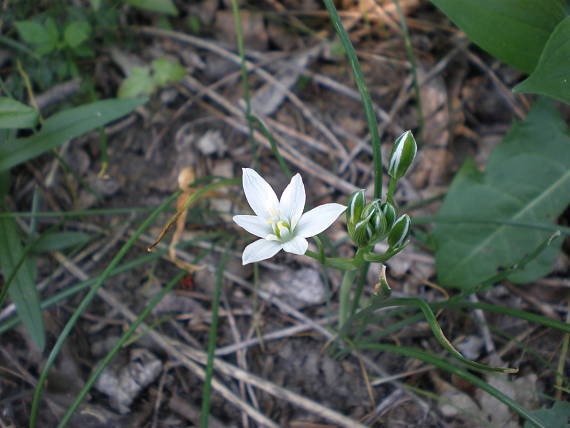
[346,190,410,249]
[345,130,417,251]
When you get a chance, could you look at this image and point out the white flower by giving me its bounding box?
[233,168,346,265]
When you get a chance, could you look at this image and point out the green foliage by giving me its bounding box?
[430,0,568,73]
[433,99,570,289]
[15,18,59,55]
[118,57,185,98]
[0,215,45,350]
[0,97,38,129]
[151,57,185,86]
[524,401,570,428]
[64,21,92,48]
[514,16,570,105]
[33,232,92,252]
[126,0,178,15]
[118,66,156,99]
[0,98,146,171]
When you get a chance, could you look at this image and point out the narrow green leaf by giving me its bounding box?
[0,217,45,350]
[433,99,570,289]
[0,97,146,171]
[126,0,178,15]
[0,97,38,129]
[64,21,91,48]
[514,16,570,105]
[430,0,569,73]
[33,231,92,252]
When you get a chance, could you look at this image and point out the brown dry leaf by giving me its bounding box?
[147,167,203,273]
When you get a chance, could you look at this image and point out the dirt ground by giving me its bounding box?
[1,1,569,427]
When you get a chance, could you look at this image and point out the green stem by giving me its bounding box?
[338,269,356,329]
[305,250,357,271]
[386,177,397,205]
[200,240,235,428]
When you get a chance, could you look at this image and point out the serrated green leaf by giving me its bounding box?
[0,217,45,350]
[15,19,58,55]
[151,57,185,86]
[118,66,156,99]
[524,401,570,428]
[430,0,569,73]
[0,97,38,129]
[433,98,570,289]
[64,21,91,48]
[14,21,44,44]
[0,98,147,171]
[33,232,92,252]
[514,16,570,105]
[126,0,178,16]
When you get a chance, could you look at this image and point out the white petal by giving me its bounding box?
[233,215,272,238]
[242,239,282,265]
[296,203,346,238]
[242,168,279,219]
[282,236,308,255]
[279,173,305,225]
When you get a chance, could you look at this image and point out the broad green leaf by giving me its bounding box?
[118,66,156,99]
[64,21,91,48]
[126,0,178,16]
[514,16,570,105]
[0,217,45,350]
[524,401,570,428]
[430,0,569,73]
[0,97,146,171]
[33,232,92,252]
[0,97,38,129]
[15,18,59,55]
[151,57,185,86]
[433,99,570,289]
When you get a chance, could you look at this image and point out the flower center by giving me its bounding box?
[272,219,292,241]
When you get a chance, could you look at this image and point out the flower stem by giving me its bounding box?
[338,248,365,328]
[338,269,356,329]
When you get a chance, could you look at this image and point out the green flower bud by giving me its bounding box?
[381,201,397,230]
[388,214,411,248]
[351,207,375,247]
[346,189,366,227]
[388,130,417,180]
[364,200,388,243]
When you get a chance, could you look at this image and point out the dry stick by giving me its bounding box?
[137,26,348,158]
[215,315,335,356]
[193,95,358,193]
[221,290,259,428]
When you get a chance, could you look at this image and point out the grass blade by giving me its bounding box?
[0,98,146,171]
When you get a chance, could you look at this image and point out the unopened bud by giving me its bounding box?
[388,214,411,248]
[388,130,417,180]
[381,201,397,230]
[363,200,388,243]
[346,189,366,227]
